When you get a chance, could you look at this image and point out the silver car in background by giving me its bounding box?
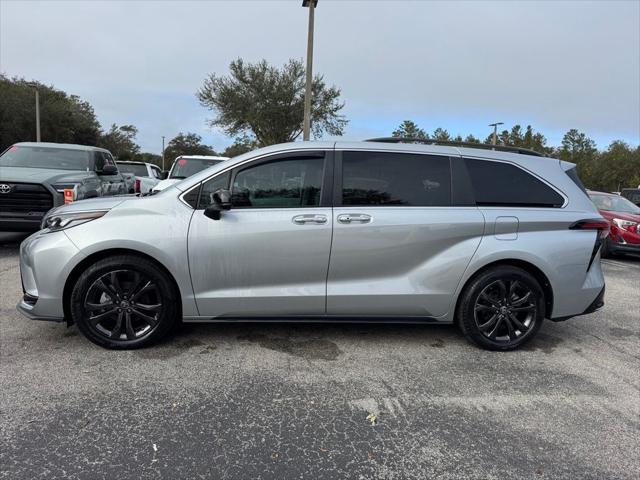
[17,140,608,350]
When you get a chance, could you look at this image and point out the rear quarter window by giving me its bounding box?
[464,158,564,208]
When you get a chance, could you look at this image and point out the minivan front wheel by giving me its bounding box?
[457,266,544,351]
[70,255,178,349]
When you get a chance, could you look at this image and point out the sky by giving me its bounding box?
[1,0,639,154]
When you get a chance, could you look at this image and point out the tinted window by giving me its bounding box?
[170,158,223,179]
[464,158,564,208]
[117,163,148,176]
[198,172,231,209]
[341,151,451,206]
[0,145,90,171]
[232,157,324,208]
[590,194,640,214]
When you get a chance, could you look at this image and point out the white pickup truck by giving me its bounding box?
[152,155,229,192]
[116,161,163,194]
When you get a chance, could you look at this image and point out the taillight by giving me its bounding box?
[135,179,141,193]
[570,219,610,239]
[612,218,638,234]
[570,218,611,271]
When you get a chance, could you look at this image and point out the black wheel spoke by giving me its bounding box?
[110,311,124,339]
[89,307,117,325]
[131,308,158,327]
[124,312,136,339]
[110,272,123,297]
[511,291,531,307]
[495,280,507,302]
[131,281,154,302]
[478,313,499,332]
[134,303,162,313]
[511,304,536,313]
[508,313,528,331]
[94,280,118,303]
[486,317,503,338]
[86,302,113,312]
[504,316,516,339]
[479,292,500,308]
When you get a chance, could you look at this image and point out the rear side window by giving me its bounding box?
[464,158,564,208]
[341,151,451,206]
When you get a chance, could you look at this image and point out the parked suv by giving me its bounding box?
[588,190,640,256]
[17,141,607,350]
[0,142,127,232]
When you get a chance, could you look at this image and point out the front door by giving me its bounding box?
[327,149,484,318]
[188,151,333,317]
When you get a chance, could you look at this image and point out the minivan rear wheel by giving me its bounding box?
[70,255,178,349]
[457,266,544,351]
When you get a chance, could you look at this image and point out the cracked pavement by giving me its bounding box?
[1,235,639,479]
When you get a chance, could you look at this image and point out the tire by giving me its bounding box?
[70,255,178,349]
[600,238,612,258]
[457,266,545,351]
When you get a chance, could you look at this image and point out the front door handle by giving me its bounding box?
[337,213,372,224]
[292,214,328,225]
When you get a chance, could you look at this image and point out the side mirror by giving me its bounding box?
[161,171,169,180]
[98,164,118,175]
[203,188,232,221]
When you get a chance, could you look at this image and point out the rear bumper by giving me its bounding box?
[551,285,605,322]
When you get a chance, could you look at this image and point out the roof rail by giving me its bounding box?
[364,137,545,157]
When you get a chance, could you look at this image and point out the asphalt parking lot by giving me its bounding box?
[1,236,638,480]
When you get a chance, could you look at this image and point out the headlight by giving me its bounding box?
[41,210,108,232]
[612,218,638,233]
[51,183,80,194]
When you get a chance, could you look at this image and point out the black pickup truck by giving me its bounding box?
[0,142,127,232]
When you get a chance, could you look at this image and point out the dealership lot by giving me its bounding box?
[1,239,638,479]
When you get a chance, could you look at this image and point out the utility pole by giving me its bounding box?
[302,0,318,141]
[489,122,503,146]
[161,136,166,171]
[35,89,41,142]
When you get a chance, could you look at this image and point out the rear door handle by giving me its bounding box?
[292,214,328,225]
[337,213,372,224]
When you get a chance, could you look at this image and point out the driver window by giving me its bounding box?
[231,157,324,208]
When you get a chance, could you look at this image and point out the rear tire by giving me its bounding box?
[457,266,545,351]
[70,255,178,349]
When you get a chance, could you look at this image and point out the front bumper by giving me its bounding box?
[610,241,640,255]
[16,230,85,322]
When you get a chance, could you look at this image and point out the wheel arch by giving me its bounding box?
[455,258,554,320]
[63,248,183,324]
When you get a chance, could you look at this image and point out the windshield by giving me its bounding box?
[170,158,223,179]
[590,194,640,214]
[0,145,90,171]
[117,163,148,176]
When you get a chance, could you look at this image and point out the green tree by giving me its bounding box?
[431,127,451,141]
[196,58,347,146]
[222,134,259,158]
[0,75,101,150]
[392,120,428,139]
[98,124,140,160]
[163,132,217,163]
[557,129,598,185]
[590,141,640,192]
[485,124,553,155]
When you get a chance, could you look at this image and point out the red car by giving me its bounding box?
[588,191,640,257]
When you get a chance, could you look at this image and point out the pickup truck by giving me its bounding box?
[0,142,127,232]
[152,155,228,192]
[116,160,163,194]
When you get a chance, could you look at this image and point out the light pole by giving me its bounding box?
[488,122,503,146]
[35,88,41,142]
[302,0,318,141]
[161,136,166,171]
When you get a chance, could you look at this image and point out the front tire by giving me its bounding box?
[70,255,178,349]
[457,266,545,351]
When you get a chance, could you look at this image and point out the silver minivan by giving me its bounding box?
[17,140,608,350]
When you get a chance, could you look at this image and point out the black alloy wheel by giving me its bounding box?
[457,265,545,350]
[71,255,178,349]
